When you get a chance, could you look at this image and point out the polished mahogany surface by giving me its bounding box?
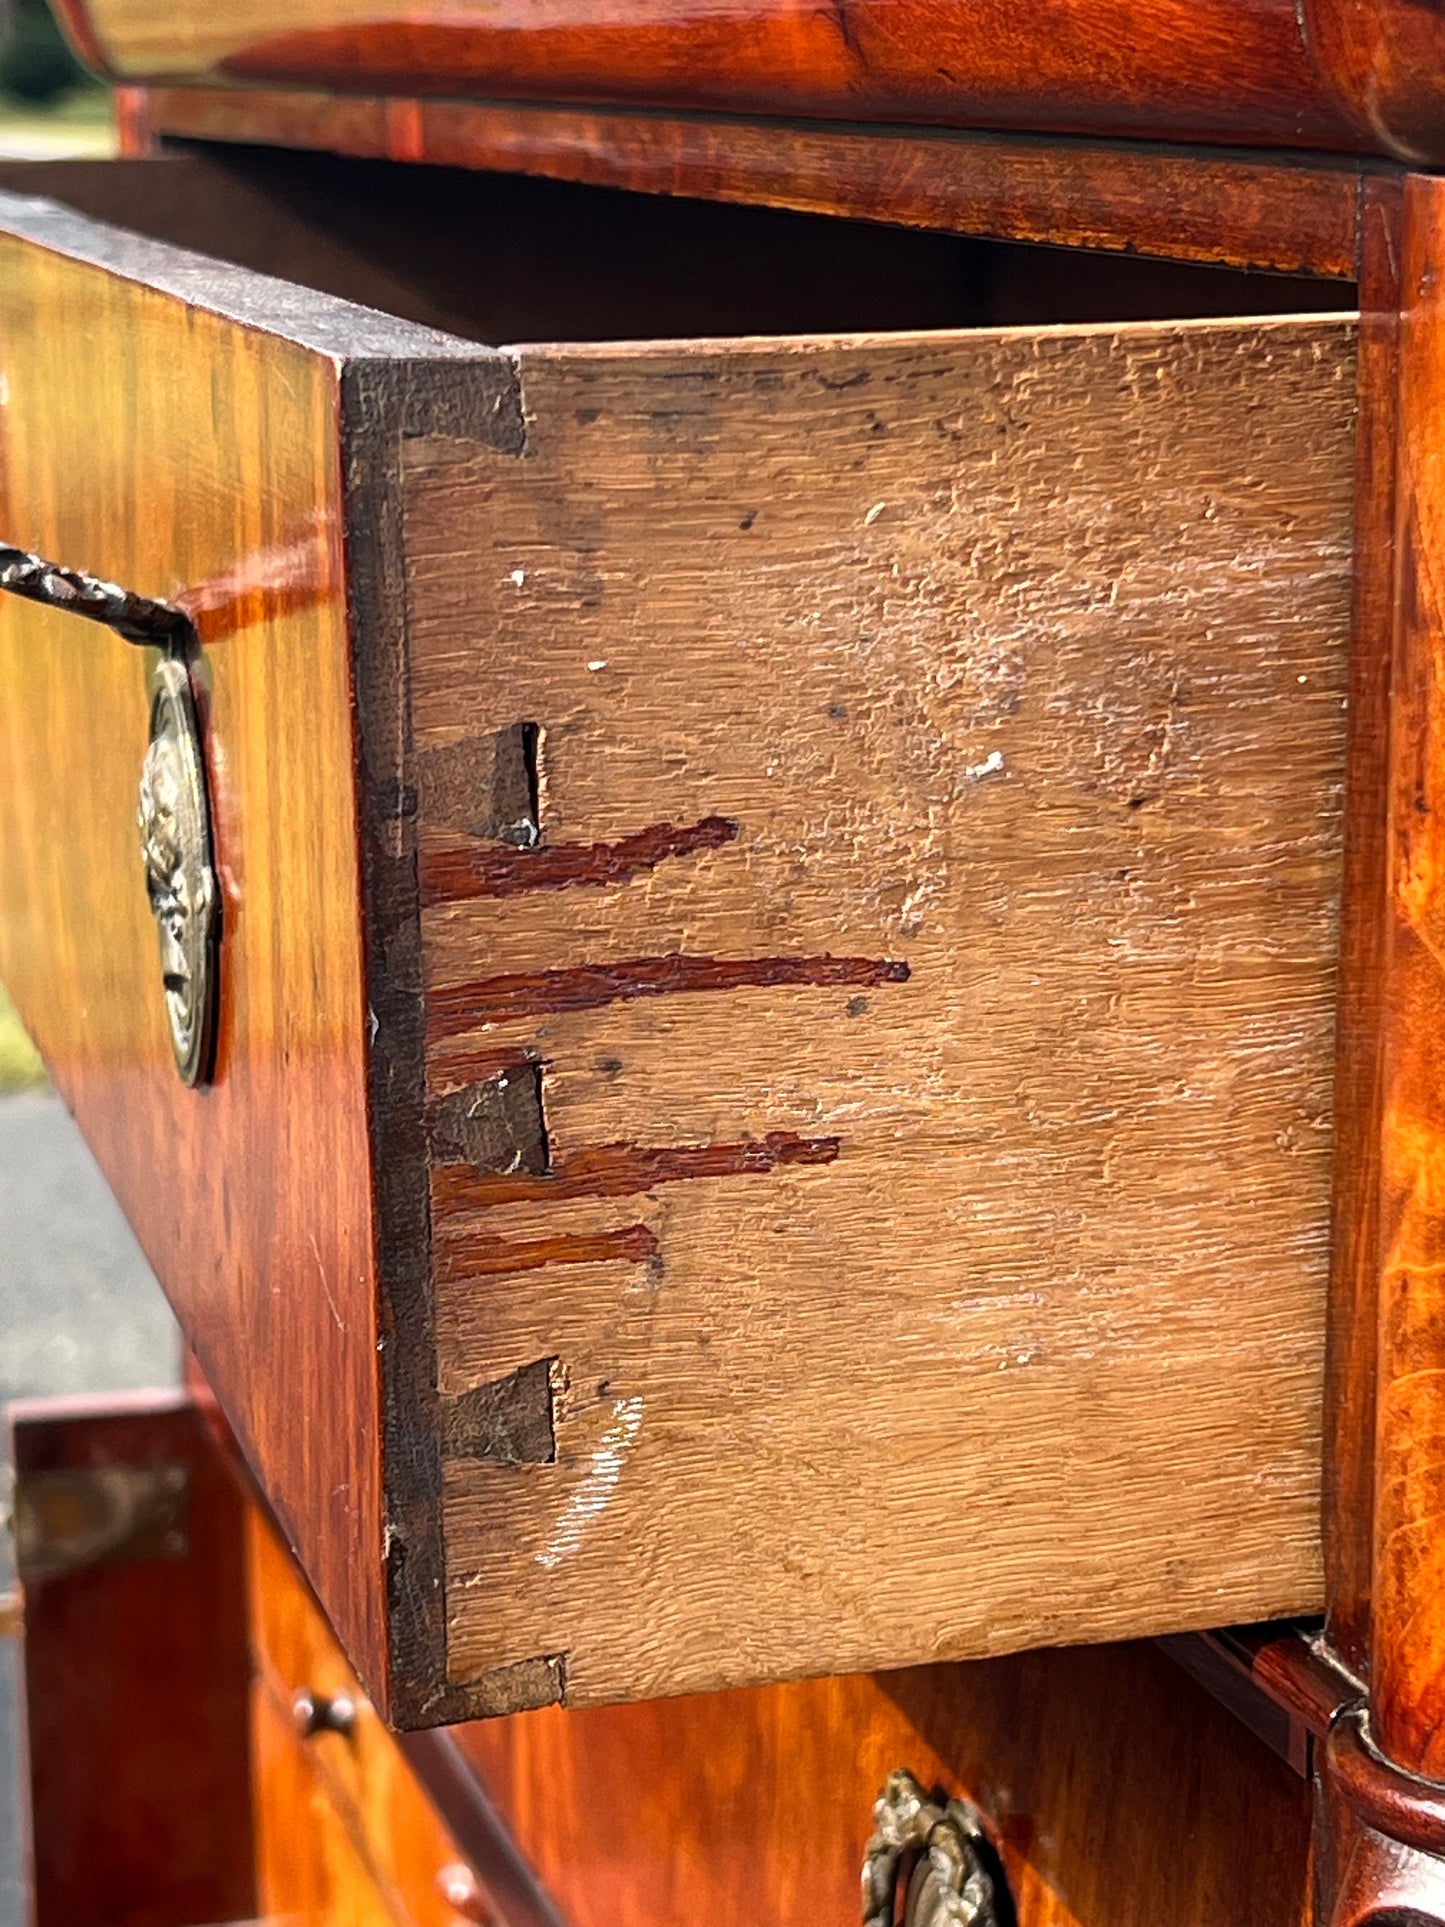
[137,91,1366,281]
[14,1395,257,1927]
[1370,169,1445,1782]
[1321,172,1404,1686]
[49,0,1445,162]
[0,189,388,1696]
[453,1642,1313,1927]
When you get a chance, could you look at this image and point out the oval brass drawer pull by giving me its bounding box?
[0,544,218,1086]
[863,1770,1012,1927]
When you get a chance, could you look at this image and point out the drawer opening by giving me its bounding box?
[0,145,1356,345]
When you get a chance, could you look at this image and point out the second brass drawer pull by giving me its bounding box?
[863,1770,1011,1927]
[0,543,218,1086]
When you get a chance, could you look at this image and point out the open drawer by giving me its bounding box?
[0,154,1357,1725]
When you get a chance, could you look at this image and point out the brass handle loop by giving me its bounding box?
[0,544,192,648]
[863,1770,1011,1927]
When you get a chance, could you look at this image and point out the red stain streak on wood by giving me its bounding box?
[428,951,910,1036]
[427,1045,538,1093]
[438,1221,659,1281]
[420,814,738,906]
[433,1129,839,1213]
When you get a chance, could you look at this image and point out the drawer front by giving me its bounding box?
[456,1643,1313,1927]
[0,184,511,1713]
[0,181,1357,1724]
[248,1511,490,1927]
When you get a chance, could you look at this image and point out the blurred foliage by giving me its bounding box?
[0,980,45,1091]
[0,0,95,103]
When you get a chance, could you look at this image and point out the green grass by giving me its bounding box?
[0,87,116,157]
[0,980,45,1092]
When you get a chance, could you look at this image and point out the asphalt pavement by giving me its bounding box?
[0,1089,180,1927]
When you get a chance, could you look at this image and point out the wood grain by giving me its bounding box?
[0,177,1373,1725]
[453,1640,1313,1927]
[0,186,512,1722]
[47,0,1426,157]
[1301,0,1445,170]
[12,1394,256,1927]
[1370,170,1445,1780]
[138,89,1365,280]
[247,1508,500,1927]
[0,197,392,1692]
[252,1690,407,1925]
[406,317,1359,1705]
[1322,171,1405,1687]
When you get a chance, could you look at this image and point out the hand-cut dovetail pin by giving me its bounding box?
[0,543,219,1086]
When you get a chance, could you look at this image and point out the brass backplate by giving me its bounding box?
[137,653,219,1085]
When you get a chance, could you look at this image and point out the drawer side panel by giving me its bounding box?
[403,317,1357,1707]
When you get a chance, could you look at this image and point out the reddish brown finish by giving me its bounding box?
[427,952,912,1035]
[452,1642,1312,1927]
[51,0,1445,160]
[12,1393,256,1927]
[1327,1708,1445,1857]
[437,1221,661,1279]
[1311,154,1445,1927]
[143,87,1364,280]
[1370,171,1445,1782]
[13,1387,1322,1927]
[246,1503,542,1927]
[1323,172,1406,1686]
[1303,1,1445,169]
[0,198,390,1701]
[1317,1799,1445,1926]
[1249,1633,1357,1742]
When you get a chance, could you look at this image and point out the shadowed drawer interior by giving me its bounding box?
[0,151,1357,1724]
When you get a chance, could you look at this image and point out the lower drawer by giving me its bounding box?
[10,1391,491,1927]
[11,1388,1317,1927]
[248,1503,494,1927]
[252,1694,410,1927]
[0,153,1357,1719]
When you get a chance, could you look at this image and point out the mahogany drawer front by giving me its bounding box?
[0,179,1357,1724]
[247,1512,485,1927]
[48,0,1445,162]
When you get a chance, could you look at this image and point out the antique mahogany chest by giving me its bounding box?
[4,1,1445,1923]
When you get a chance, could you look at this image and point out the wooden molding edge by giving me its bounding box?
[141,85,1365,278]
